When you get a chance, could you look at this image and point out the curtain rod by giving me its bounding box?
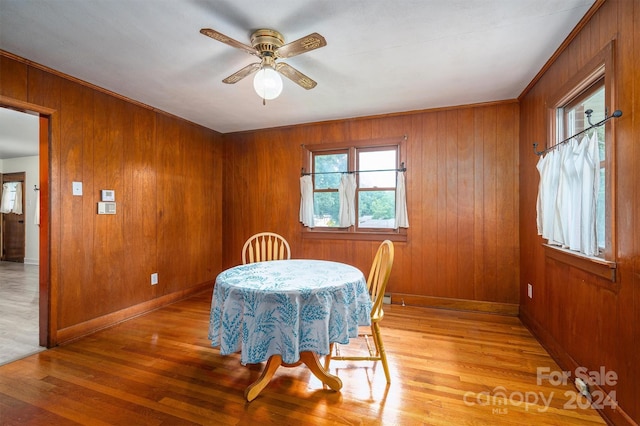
[533,109,622,156]
[301,162,406,176]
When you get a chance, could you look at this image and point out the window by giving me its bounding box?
[301,138,407,240]
[311,149,348,227]
[557,79,606,251]
[541,41,617,266]
[357,148,398,229]
[0,182,21,214]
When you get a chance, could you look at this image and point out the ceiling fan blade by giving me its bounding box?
[275,33,326,59]
[200,28,258,56]
[222,62,261,84]
[275,63,317,90]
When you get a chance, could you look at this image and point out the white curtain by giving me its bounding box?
[13,182,23,215]
[299,175,314,227]
[338,173,357,227]
[34,189,41,226]
[395,171,409,228]
[536,133,599,256]
[581,133,600,254]
[0,183,11,213]
[0,182,23,214]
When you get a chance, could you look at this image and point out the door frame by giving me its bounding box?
[1,95,55,347]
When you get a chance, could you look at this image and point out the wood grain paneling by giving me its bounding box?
[0,55,27,99]
[2,51,224,345]
[223,102,520,308]
[156,114,222,297]
[518,1,639,424]
[59,79,95,327]
[123,103,157,305]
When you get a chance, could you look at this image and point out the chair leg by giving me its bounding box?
[372,322,391,384]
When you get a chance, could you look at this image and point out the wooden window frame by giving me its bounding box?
[301,136,407,242]
[543,40,617,281]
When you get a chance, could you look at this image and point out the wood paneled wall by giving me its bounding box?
[222,102,520,308]
[518,1,639,424]
[1,53,223,344]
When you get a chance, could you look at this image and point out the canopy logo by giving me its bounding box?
[462,366,618,414]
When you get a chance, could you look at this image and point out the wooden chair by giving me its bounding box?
[324,240,394,383]
[242,232,291,264]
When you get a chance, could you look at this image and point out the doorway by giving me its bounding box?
[1,172,26,262]
[0,103,47,361]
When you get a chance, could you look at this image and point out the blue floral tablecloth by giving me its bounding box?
[209,259,372,365]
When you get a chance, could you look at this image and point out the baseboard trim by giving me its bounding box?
[520,308,636,426]
[56,282,213,345]
[391,293,519,316]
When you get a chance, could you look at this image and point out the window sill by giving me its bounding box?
[543,244,617,283]
[302,229,407,242]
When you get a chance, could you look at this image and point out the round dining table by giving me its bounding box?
[209,259,372,401]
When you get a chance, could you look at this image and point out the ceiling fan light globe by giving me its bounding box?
[253,67,283,100]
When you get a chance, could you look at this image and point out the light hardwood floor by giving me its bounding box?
[0,261,43,366]
[0,290,605,425]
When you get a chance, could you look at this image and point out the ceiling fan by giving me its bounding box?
[200,28,326,103]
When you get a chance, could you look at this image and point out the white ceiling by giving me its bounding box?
[1,0,595,140]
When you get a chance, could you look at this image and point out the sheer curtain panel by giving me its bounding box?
[536,133,599,256]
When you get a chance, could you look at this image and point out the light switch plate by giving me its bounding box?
[72,181,83,196]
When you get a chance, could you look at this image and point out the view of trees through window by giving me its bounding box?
[357,149,396,228]
[313,152,347,226]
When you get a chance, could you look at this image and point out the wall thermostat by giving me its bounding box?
[98,202,116,215]
[101,189,115,202]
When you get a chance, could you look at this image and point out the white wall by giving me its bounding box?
[1,156,40,264]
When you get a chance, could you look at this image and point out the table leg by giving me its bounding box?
[299,351,343,391]
[244,352,342,401]
[244,354,282,402]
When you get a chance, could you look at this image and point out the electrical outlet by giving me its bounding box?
[151,273,158,285]
[527,283,533,299]
[575,377,590,397]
